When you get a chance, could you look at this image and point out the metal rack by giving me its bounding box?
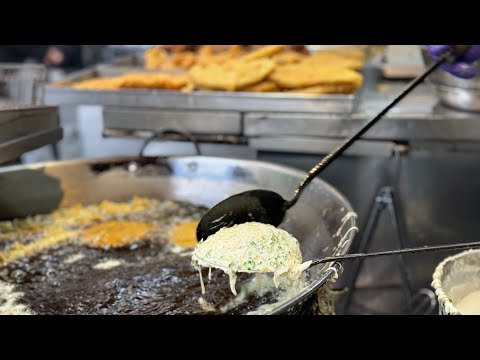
[0,63,47,106]
[0,64,61,164]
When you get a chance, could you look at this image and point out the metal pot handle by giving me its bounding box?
[138,128,201,157]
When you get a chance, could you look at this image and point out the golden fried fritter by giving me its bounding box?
[196,45,245,66]
[82,221,157,249]
[145,47,169,69]
[72,77,124,90]
[171,51,197,69]
[120,72,193,90]
[145,47,197,70]
[170,220,199,248]
[272,50,307,65]
[190,58,275,91]
[269,63,363,90]
[241,80,280,92]
[241,45,285,61]
[304,52,364,70]
[72,72,193,92]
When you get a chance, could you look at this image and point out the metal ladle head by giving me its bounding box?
[196,190,286,241]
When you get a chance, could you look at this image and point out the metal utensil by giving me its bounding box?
[198,240,480,274]
[310,240,480,267]
[196,48,461,241]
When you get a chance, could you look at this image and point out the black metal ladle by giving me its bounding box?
[196,46,466,242]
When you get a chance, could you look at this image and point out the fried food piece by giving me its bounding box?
[145,47,169,69]
[0,226,75,265]
[196,45,245,65]
[190,58,275,91]
[120,72,193,90]
[319,46,367,61]
[304,52,364,70]
[170,51,197,69]
[53,197,154,226]
[269,63,363,90]
[146,46,200,70]
[272,50,306,65]
[224,45,245,58]
[285,84,358,94]
[241,45,285,61]
[146,47,197,70]
[72,77,124,90]
[241,80,279,92]
[157,52,197,70]
[162,45,199,53]
[82,221,157,249]
[73,72,193,91]
[170,220,199,248]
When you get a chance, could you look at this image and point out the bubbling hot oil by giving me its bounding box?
[0,198,276,315]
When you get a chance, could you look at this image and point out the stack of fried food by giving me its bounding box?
[71,45,365,95]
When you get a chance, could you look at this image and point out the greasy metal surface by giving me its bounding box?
[103,107,242,135]
[44,66,358,113]
[0,127,62,164]
[0,156,356,314]
[249,137,399,157]
[103,129,247,146]
[244,110,480,141]
[428,84,480,112]
[0,104,60,163]
[0,105,59,143]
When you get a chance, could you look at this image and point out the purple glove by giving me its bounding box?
[427,45,480,79]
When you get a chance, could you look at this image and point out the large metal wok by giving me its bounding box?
[0,155,356,314]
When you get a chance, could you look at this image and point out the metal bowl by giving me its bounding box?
[432,249,480,315]
[0,156,357,315]
[421,47,480,112]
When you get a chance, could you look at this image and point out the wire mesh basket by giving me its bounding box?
[0,63,47,106]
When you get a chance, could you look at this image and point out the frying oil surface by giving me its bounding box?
[0,198,273,314]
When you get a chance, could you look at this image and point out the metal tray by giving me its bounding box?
[103,107,242,135]
[0,103,59,143]
[0,127,62,164]
[45,62,359,114]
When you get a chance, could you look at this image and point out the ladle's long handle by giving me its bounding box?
[285,53,451,209]
[310,240,480,267]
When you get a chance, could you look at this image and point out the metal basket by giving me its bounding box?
[0,63,47,105]
[432,249,480,315]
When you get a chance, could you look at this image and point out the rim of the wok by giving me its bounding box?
[171,156,356,314]
[431,248,480,315]
[0,155,356,315]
